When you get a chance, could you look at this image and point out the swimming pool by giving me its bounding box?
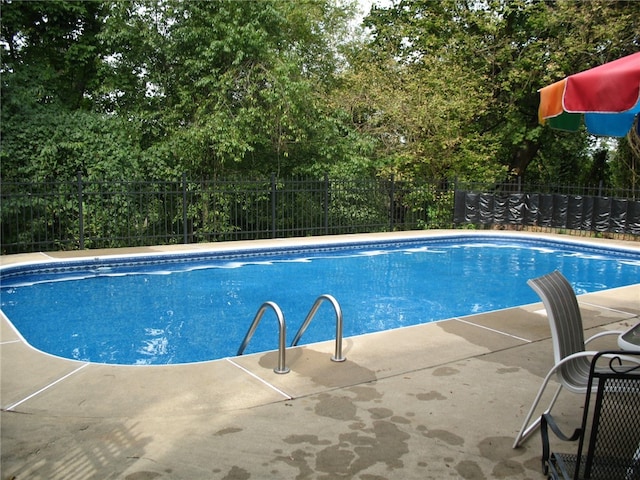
[1,233,639,365]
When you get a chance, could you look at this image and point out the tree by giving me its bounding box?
[0,0,128,181]
[357,0,640,184]
[1,0,104,111]
[476,0,640,183]
[5,0,636,189]
[94,0,362,178]
[2,0,364,182]
[612,137,640,193]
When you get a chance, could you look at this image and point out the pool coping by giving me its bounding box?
[2,230,640,479]
[2,230,639,268]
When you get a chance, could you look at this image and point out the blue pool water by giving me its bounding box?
[1,235,639,365]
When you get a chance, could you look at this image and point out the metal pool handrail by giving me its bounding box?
[291,294,346,362]
[237,301,290,374]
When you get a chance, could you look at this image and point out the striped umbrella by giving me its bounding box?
[538,52,640,137]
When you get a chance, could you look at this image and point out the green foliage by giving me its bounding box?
[2,109,143,181]
[6,0,637,186]
[1,0,104,110]
[361,0,640,185]
[611,137,640,191]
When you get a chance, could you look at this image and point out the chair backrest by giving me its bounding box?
[574,351,640,480]
[527,270,591,391]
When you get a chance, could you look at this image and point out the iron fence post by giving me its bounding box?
[389,175,395,231]
[452,178,458,226]
[182,173,188,244]
[77,171,84,250]
[271,173,277,238]
[324,173,329,235]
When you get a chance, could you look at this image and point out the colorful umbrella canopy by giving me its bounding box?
[538,52,640,137]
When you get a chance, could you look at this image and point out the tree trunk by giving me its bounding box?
[509,139,540,181]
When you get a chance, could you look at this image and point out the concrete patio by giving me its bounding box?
[1,232,639,479]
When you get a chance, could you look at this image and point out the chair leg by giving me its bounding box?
[513,379,563,449]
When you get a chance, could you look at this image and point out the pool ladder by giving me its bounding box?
[236,294,345,374]
[237,301,289,374]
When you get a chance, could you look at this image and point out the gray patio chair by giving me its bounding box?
[540,350,640,479]
[513,270,625,448]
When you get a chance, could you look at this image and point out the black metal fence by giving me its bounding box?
[1,174,638,254]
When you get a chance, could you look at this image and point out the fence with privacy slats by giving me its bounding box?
[1,174,638,254]
[453,191,640,235]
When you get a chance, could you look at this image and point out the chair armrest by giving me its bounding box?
[548,351,640,393]
[584,329,623,346]
[541,413,581,475]
[542,413,581,442]
[555,350,640,368]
